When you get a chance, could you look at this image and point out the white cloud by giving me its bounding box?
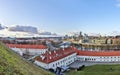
[116,3,120,7]
[115,0,120,8]
[116,0,120,2]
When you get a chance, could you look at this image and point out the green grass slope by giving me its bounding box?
[0,43,53,75]
[66,64,120,75]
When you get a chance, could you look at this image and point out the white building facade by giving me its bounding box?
[77,50,120,62]
[34,53,76,69]
[6,44,48,56]
[34,47,77,70]
[77,56,120,62]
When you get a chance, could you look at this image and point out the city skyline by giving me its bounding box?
[0,0,120,34]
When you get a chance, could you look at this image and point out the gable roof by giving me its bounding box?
[77,50,120,56]
[35,47,76,64]
[6,44,47,49]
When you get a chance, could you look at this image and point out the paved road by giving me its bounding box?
[69,60,120,68]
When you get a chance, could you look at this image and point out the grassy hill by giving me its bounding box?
[0,43,53,75]
[66,64,120,75]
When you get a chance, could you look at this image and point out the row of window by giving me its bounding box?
[100,56,120,58]
[52,55,76,68]
[100,59,120,61]
[78,56,120,62]
[85,58,96,61]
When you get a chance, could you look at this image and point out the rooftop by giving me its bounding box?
[6,44,47,49]
[35,47,76,64]
[77,50,120,56]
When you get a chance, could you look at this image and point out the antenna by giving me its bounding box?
[40,55,45,60]
[49,51,51,54]
[50,56,52,59]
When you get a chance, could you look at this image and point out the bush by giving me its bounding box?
[77,65,85,71]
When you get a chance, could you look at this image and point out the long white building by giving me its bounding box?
[77,50,120,62]
[6,44,48,56]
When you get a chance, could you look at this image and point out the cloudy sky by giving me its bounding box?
[0,0,120,34]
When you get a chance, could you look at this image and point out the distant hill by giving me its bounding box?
[0,42,53,75]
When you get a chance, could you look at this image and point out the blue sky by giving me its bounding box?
[0,0,120,34]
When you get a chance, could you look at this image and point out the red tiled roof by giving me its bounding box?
[6,44,47,49]
[77,50,120,56]
[35,47,76,64]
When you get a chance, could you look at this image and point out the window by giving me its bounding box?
[53,64,54,67]
[61,61,62,64]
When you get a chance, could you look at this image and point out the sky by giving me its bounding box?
[0,0,120,34]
